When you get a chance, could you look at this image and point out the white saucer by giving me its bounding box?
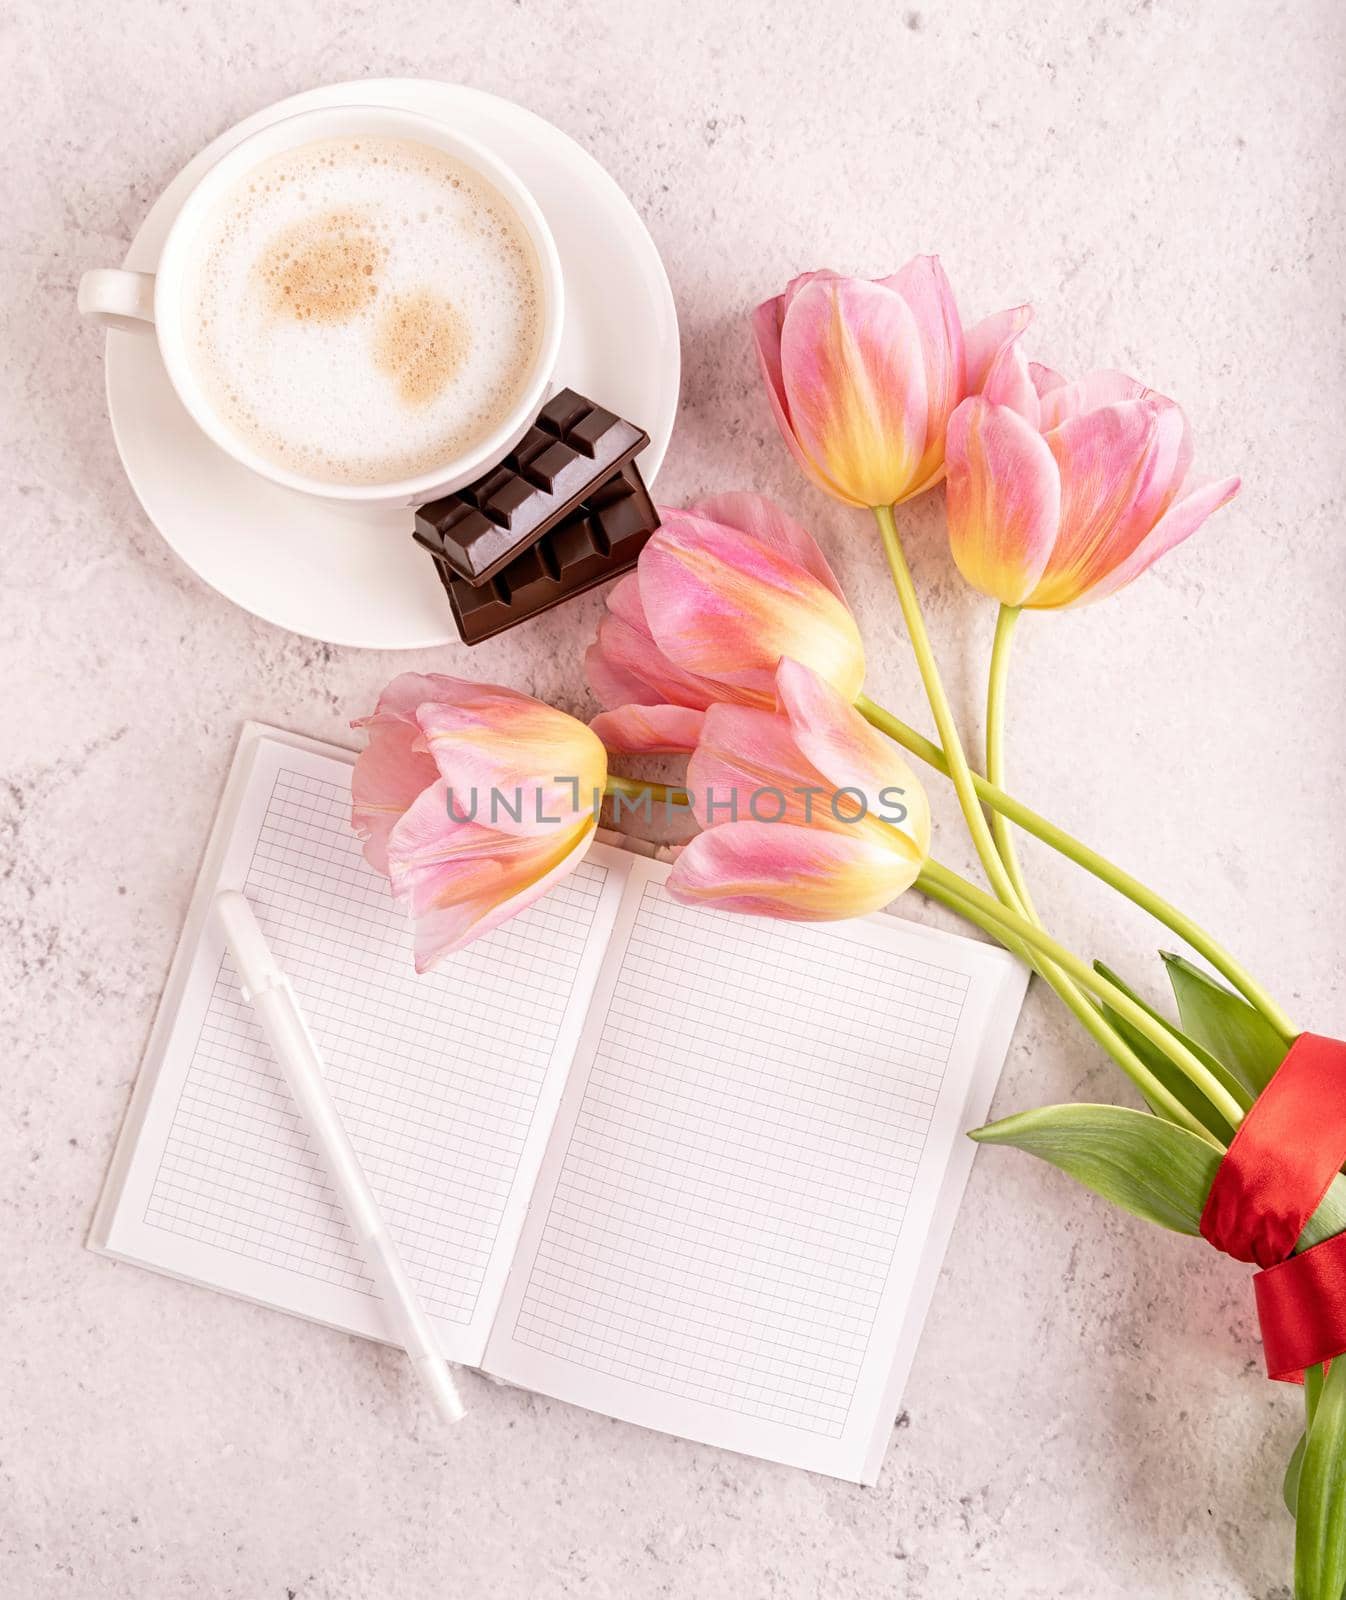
[103,80,680,650]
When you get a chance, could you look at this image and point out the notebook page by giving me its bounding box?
[97,729,630,1365]
[483,856,1026,1481]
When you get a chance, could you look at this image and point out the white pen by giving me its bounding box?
[214,890,464,1426]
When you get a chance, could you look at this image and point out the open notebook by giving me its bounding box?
[93,723,1027,1483]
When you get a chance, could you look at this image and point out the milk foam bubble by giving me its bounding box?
[184,137,543,486]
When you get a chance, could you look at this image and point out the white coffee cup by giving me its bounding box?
[78,104,565,508]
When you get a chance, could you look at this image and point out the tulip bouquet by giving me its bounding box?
[350,257,1345,1595]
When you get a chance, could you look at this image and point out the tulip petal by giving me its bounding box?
[639,510,866,705]
[753,292,858,504]
[604,570,648,632]
[1080,475,1240,605]
[896,298,1033,502]
[666,822,920,921]
[351,671,464,732]
[583,624,665,712]
[779,277,929,507]
[774,659,932,856]
[1029,400,1166,608]
[979,340,1041,428]
[687,491,848,604]
[590,703,706,755]
[979,342,1037,432]
[1036,368,1151,431]
[685,703,830,831]
[752,292,787,404]
[1119,396,1192,537]
[752,272,844,419]
[387,781,595,971]
[945,399,1061,607]
[779,267,843,310]
[350,712,439,877]
[884,256,966,487]
[415,684,606,837]
[385,784,542,916]
[965,304,1033,393]
[584,613,721,713]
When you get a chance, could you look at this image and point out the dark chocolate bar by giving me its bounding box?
[435,463,659,644]
[413,389,650,586]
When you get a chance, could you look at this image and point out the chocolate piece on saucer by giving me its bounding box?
[413,389,650,586]
[434,463,659,644]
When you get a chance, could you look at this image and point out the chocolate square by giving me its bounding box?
[412,388,649,586]
[430,462,660,644]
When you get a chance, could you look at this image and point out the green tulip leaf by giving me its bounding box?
[1095,961,1249,1144]
[1285,1430,1307,1518]
[1161,952,1288,1095]
[970,1103,1221,1235]
[1295,1360,1346,1599]
[1300,1173,1346,1252]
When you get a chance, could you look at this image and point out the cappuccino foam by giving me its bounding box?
[184,137,543,486]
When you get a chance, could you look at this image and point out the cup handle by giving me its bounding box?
[78,268,156,333]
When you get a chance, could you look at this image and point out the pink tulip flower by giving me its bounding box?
[586,491,864,755]
[753,257,1031,508]
[944,357,1241,608]
[666,659,930,921]
[351,673,606,971]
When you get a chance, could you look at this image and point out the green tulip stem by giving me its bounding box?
[926,865,1227,1147]
[873,505,1022,911]
[1307,1363,1325,1427]
[986,604,1040,922]
[872,505,1119,1091]
[604,775,691,808]
[1295,1358,1346,1600]
[918,857,1243,1141]
[858,694,1298,1045]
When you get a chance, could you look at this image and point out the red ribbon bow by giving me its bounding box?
[1199,1032,1346,1382]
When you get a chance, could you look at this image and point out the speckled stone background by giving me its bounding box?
[5,2,1345,1595]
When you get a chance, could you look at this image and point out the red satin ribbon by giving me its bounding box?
[1199,1032,1346,1382]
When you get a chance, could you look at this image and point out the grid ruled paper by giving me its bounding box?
[97,728,1025,1475]
[136,758,613,1343]
[498,872,972,1444]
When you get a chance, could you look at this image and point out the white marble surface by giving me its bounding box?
[5,2,1345,1594]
